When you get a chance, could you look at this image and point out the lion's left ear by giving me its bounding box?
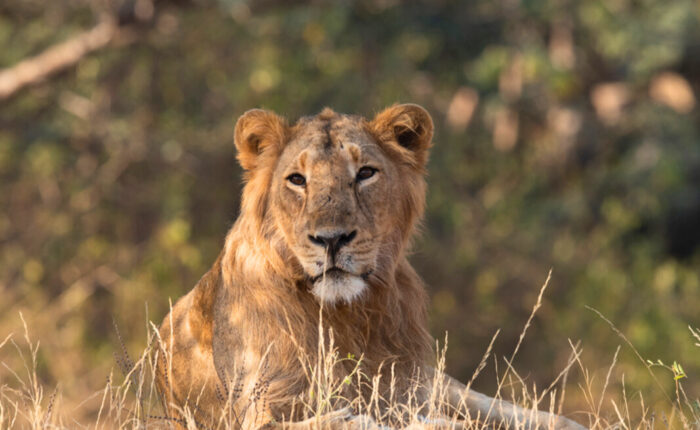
[234,109,288,171]
[370,103,434,168]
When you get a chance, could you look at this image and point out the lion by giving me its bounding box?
[155,104,586,430]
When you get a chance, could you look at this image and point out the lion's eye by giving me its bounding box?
[356,166,377,182]
[287,173,306,186]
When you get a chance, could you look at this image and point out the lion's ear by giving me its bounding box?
[234,109,288,171]
[370,103,434,167]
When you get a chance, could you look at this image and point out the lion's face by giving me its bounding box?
[233,105,433,305]
[270,114,398,303]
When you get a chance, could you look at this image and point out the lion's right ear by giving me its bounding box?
[234,109,288,171]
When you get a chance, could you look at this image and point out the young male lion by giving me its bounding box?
[156,104,585,430]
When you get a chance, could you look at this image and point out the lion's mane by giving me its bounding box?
[157,105,435,426]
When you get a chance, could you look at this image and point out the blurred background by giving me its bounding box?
[1,0,698,424]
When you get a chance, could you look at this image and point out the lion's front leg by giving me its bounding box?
[432,369,587,430]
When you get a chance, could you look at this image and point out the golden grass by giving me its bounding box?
[1,277,698,429]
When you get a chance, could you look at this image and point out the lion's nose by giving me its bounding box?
[309,230,357,258]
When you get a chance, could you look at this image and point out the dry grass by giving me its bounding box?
[1,277,698,430]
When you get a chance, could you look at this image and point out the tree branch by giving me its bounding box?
[0,19,117,101]
[0,0,309,101]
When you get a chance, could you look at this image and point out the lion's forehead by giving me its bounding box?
[289,112,377,153]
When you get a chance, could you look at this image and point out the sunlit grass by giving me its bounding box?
[1,294,698,429]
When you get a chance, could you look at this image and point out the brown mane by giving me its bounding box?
[157,105,434,427]
[155,105,586,430]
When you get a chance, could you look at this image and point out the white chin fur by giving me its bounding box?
[311,274,367,304]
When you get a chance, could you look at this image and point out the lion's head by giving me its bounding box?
[231,104,433,304]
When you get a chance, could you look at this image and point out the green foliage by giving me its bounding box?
[647,359,687,381]
[0,0,699,422]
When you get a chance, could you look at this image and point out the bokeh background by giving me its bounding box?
[1,0,699,424]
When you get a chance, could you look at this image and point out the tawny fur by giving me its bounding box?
[156,105,586,430]
[157,105,435,428]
